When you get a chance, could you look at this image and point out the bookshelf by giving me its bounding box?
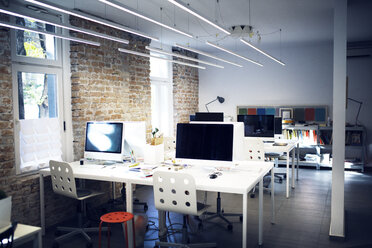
[282,125,366,171]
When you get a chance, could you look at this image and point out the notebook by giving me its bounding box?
[0,196,11,229]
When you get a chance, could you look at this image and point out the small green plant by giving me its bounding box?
[0,189,7,200]
[152,128,159,138]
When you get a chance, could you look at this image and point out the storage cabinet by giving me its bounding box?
[282,125,366,171]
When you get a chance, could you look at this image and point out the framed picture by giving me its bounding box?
[280,108,293,119]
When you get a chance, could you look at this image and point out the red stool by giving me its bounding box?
[99,211,136,248]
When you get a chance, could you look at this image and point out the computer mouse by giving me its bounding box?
[209,174,218,179]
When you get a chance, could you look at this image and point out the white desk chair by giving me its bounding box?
[153,171,216,248]
[49,160,106,248]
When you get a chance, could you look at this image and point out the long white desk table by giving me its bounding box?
[264,139,299,198]
[39,161,273,248]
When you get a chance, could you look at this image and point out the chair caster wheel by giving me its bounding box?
[52,241,59,248]
[227,224,233,231]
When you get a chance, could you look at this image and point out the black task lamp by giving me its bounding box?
[205,96,225,112]
[347,97,363,126]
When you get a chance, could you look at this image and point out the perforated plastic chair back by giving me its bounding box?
[244,138,265,161]
[153,171,198,216]
[49,160,78,199]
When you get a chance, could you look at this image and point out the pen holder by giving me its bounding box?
[144,144,164,164]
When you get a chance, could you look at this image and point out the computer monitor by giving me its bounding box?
[274,117,283,135]
[175,122,246,165]
[194,112,224,122]
[237,115,275,138]
[84,121,125,162]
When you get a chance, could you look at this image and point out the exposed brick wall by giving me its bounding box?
[172,48,199,134]
[69,16,152,160]
[0,15,48,226]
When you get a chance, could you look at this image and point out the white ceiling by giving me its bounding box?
[13,0,372,52]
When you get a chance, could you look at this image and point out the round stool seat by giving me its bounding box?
[100,211,134,223]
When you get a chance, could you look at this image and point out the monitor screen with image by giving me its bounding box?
[84,121,125,162]
[237,115,275,138]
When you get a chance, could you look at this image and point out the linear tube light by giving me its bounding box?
[99,0,193,38]
[0,20,100,46]
[118,48,206,69]
[175,43,243,67]
[146,46,224,69]
[240,38,285,66]
[0,7,129,44]
[206,41,263,67]
[168,0,231,35]
[25,0,159,41]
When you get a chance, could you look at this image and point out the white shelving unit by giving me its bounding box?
[281,125,366,172]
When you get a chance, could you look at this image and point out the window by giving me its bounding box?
[150,54,173,137]
[11,16,65,174]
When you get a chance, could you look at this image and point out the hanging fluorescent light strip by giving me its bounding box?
[206,41,263,67]
[99,0,193,38]
[175,43,243,67]
[118,48,206,69]
[0,7,129,44]
[0,20,100,46]
[25,0,159,41]
[240,39,285,66]
[146,46,224,69]
[168,0,230,35]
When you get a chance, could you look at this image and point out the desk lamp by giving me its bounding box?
[347,97,363,126]
[205,96,225,112]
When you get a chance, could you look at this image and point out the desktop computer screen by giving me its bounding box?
[274,117,283,135]
[237,115,275,138]
[176,123,233,162]
[194,112,224,122]
[84,121,125,162]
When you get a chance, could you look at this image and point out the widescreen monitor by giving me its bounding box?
[176,123,233,162]
[194,112,224,122]
[274,117,283,135]
[84,121,125,162]
[237,115,275,138]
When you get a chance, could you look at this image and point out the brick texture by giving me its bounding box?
[172,48,199,135]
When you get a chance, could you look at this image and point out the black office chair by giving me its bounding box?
[0,222,17,248]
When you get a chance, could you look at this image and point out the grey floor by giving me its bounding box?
[32,167,372,248]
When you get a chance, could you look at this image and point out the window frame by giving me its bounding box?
[12,64,64,174]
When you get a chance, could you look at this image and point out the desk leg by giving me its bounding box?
[158,210,167,238]
[296,143,299,181]
[259,178,263,247]
[292,148,295,189]
[286,152,290,198]
[39,174,45,235]
[34,230,42,248]
[271,168,275,224]
[242,193,248,248]
[125,183,134,248]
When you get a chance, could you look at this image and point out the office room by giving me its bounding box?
[1,0,372,247]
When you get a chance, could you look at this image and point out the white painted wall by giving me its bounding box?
[346,49,372,165]
[199,42,333,121]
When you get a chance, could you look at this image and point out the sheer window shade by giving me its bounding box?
[19,118,62,172]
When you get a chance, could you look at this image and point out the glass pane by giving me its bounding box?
[17,72,58,120]
[150,55,169,79]
[15,17,56,60]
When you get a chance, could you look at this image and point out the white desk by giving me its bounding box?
[39,161,273,248]
[264,139,299,198]
[0,223,42,248]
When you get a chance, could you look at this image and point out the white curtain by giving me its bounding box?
[19,118,62,172]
